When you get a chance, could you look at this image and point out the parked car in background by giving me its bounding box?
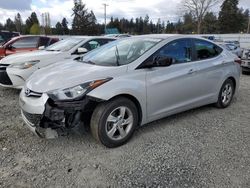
[220,43,243,58]
[19,35,241,147]
[0,35,59,60]
[105,34,131,38]
[202,35,215,41]
[241,48,250,74]
[0,36,115,89]
[0,30,20,45]
[224,40,241,48]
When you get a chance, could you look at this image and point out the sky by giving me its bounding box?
[0,0,250,27]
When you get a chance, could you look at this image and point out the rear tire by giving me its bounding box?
[215,79,235,108]
[90,97,138,148]
[242,70,249,75]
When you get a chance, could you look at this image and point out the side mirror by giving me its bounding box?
[7,45,14,50]
[77,47,88,54]
[38,46,45,50]
[154,56,173,67]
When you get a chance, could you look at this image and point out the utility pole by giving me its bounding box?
[247,16,250,34]
[157,18,160,34]
[103,3,108,34]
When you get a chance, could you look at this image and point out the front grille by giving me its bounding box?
[22,110,42,126]
[0,69,12,85]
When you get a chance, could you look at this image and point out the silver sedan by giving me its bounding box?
[20,35,241,147]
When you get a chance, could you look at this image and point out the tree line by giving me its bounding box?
[0,0,249,35]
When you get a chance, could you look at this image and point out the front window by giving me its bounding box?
[46,38,86,52]
[158,39,193,64]
[80,37,162,66]
[81,40,101,51]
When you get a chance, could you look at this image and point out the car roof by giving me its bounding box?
[130,34,216,42]
[136,34,180,39]
[60,36,116,40]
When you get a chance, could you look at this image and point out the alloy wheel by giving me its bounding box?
[221,83,233,105]
[105,106,133,141]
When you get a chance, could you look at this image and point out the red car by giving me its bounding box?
[0,36,59,59]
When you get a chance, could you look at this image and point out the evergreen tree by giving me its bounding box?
[30,23,40,34]
[71,0,97,35]
[25,12,39,34]
[55,22,63,35]
[238,8,250,33]
[0,23,4,30]
[166,21,175,33]
[143,15,150,34]
[202,12,218,34]
[218,0,241,33]
[61,18,69,35]
[182,12,195,34]
[5,18,16,32]
[14,13,22,33]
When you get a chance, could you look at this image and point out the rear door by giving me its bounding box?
[5,36,39,56]
[145,38,201,120]
[191,39,225,100]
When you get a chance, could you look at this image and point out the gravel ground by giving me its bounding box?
[0,75,250,188]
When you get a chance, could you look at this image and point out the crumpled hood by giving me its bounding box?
[26,60,127,93]
[0,50,62,65]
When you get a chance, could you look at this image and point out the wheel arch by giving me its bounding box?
[108,94,143,126]
[227,76,237,94]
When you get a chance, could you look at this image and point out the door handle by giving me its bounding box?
[187,69,197,74]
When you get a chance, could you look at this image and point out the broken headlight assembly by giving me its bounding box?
[47,78,112,101]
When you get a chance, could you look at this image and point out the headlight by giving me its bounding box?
[47,78,112,101]
[9,60,40,69]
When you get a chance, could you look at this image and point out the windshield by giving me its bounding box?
[46,38,85,52]
[80,37,162,66]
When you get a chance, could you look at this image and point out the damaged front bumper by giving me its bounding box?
[19,89,100,139]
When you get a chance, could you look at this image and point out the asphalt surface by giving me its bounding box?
[0,75,250,188]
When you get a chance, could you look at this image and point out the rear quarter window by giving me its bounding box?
[194,39,223,60]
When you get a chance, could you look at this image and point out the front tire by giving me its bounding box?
[216,79,235,108]
[90,97,138,148]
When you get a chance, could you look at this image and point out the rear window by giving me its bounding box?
[12,37,39,48]
[194,39,222,60]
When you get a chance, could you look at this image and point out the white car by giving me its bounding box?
[0,36,115,89]
[222,43,243,58]
[241,48,250,74]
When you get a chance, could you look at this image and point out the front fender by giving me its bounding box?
[87,76,147,124]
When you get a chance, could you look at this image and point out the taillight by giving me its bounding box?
[234,58,242,65]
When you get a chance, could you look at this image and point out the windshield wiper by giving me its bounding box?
[115,46,120,66]
[46,49,60,52]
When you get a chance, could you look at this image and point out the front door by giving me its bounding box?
[145,39,200,120]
